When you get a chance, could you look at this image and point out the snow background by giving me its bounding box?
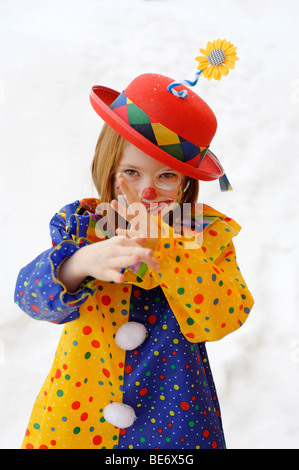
[1,0,299,449]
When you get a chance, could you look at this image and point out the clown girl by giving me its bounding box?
[15,40,254,449]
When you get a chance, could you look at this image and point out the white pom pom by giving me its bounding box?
[115,321,147,350]
[103,402,136,428]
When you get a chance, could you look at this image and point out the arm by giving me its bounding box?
[14,201,160,322]
[57,235,160,293]
[151,236,254,342]
[14,202,97,324]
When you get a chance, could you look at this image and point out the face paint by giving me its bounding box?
[141,187,158,200]
[113,169,185,217]
[151,168,182,191]
[116,167,181,192]
[175,176,184,202]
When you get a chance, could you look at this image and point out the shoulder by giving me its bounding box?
[200,204,241,261]
[54,198,101,220]
[202,203,241,234]
[49,198,101,244]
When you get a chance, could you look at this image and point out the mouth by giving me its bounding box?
[141,196,174,204]
[115,195,176,215]
[141,198,175,213]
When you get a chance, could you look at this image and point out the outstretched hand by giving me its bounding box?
[111,173,161,252]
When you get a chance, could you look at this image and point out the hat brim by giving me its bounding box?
[90,85,224,181]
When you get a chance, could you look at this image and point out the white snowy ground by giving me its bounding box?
[1,0,299,449]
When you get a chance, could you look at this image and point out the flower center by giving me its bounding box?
[208,48,226,66]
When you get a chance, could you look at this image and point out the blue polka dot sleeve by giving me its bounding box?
[14,201,97,324]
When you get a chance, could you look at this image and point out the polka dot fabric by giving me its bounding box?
[20,283,132,449]
[15,199,254,449]
[118,285,225,449]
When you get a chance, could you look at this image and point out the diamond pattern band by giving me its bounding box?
[109,92,209,168]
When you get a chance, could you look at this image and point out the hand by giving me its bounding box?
[111,173,161,251]
[80,235,160,281]
[58,235,161,292]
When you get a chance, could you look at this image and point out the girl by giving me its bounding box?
[15,47,254,449]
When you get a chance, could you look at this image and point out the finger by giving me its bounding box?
[111,199,129,220]
[130,246,161,271]
[116,254,160,273]
[113,233,147,247]
[109,254,142,269]
[106,269,125,283]
[115,227,129,237]
[145,258,161,272]
[98,268,124,283]
[116,228,147,239]
[110,243,160,271]
[117,174,140,206]
[111,199,139,225]
[140,250,161,271]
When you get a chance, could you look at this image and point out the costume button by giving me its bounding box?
[103,402,136,428]
[115,321,147,350]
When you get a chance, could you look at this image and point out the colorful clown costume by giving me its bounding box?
[15,198,254,449]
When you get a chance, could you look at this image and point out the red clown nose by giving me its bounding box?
[141,187,158,200]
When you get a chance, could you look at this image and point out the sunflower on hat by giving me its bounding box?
[196,39,239,81]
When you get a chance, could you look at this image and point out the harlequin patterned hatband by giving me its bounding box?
[110,91,210,169]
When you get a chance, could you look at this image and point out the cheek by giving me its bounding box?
[114,185,121,196]
[158,179,184,202]
[112,173,121,197]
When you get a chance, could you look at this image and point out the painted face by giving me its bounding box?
[114,144,184,213]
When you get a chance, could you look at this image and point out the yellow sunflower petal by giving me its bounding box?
[210,70,216,80]
[221,40,230,50]
[215,39,223,49]
[225,45,237,55]
[196,63,208,72]
[196,62,209,71]
[219,64,229,76]
[203,67,210,79]
[214,67,222,80]
[226,55,238,63]
[220,39,227,50]
[199,48,210,56]
[196,63,209,69]
[225,57,238,66]
[196,56,209,64]
[224,60,236,70]
[205,65,214,79]
[211,68,218,80]
[221,41,238,56]
[206,41,215,53]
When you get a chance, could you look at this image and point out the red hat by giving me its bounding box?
[90,39,238,187]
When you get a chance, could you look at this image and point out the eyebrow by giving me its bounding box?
[117,164,140,170]
[118,164,176,172]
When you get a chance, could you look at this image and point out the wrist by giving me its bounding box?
[58,245,89,293]
[71,244,90,278]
